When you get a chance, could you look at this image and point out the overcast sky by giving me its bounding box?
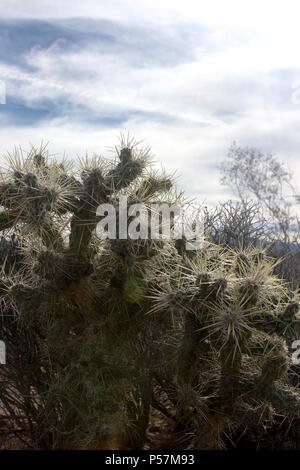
[1,0,300,205]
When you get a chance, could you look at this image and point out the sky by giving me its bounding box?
[1,0,300,205]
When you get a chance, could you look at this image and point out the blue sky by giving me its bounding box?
[1,0,300,205]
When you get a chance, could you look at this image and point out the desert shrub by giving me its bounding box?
[219,143,296,243]
[203,200,268,249]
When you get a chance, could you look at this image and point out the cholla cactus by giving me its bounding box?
[149,242,300,449]
[0,137,299,450]
[0,137,176,449]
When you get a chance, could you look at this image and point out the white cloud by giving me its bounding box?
[1,2,300,205]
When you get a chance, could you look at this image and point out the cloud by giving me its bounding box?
[1,4,300,207]
[0,18,209,71]
[0,18,217,130]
